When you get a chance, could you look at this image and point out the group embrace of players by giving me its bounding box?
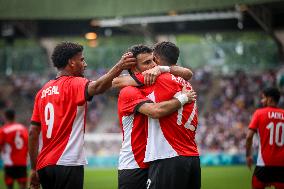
[0,41,283,189]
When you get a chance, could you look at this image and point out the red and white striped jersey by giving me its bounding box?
[117,86,151,169]
[135,73,199,162]
[31,76,91,170]
[0,123,28,167]
[249,106,284,166]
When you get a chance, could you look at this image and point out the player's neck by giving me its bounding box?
[267,103,277,108]
[5,120,15,124]
[57,70,74,77]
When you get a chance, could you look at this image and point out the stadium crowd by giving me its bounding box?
[0,67,283,155]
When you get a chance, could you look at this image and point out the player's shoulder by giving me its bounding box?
[157,73,192,88]
[253,107,282,116]
[157,73,172,80]
[254,107,266,115]
[57,76,89,85]
[119,86,140,95]
[1,123,26,133]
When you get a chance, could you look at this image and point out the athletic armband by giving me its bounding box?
[174,93,188,106]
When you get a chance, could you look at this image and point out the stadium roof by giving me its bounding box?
[0,0,282,19]
[1,0,284,62]
[0,0,284,39]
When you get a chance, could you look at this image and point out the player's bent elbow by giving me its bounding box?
[185,70,193,80]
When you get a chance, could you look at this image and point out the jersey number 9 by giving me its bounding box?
[45,103,55,139]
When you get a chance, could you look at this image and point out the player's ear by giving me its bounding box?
[67,58,75,68]
[153,55,159,64]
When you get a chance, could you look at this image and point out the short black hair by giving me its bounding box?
[153,41,179,65]
[4,109,15,121]
[128,44,152,58]
[263,87,281,104]
[51,42,83,69]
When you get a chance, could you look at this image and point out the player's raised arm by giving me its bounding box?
[138,86,196,118]
[112,75,139,88]
[88,53,136,95]
[169,65,193,81]
[142,65,193,85]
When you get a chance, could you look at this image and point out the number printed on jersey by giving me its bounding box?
[14,131,24,149]
[266,121,284,146]
[45,103,55,138]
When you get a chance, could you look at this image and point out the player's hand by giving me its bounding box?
[116,52,136,70]
[181,86,197,103]
[142,66,161,86]
[246,156,253,170]
[29,169,40,189]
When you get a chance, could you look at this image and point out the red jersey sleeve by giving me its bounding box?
[0,128,4,147]
[248,110,259,130]
[31,92,41,126]
[70,77,90,105]
[118,86,152,115]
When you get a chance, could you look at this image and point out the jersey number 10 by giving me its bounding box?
[266,122,284,147]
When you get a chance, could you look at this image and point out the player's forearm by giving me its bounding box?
[170,65,193,81]
[29,125,40,170]
[245,137,253,157]
[88,65,123,95]
[140,99,181,119]
[246,129,255,157]
[112,75,138,88]
[153,99,182,118]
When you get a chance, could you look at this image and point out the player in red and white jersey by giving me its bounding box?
[29,42,136,189]
[246,87,284,189]
[113,42,200,189]
[134,73,199,159]
[116,44,196,189]
[118,79,195,189]
[0,109,28,189]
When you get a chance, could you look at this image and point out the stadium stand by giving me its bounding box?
[1,66,282,157]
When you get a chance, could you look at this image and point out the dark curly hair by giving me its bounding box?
[51,42,83,69]
[263,87,281,104]
[128,44,153,58]
[153,41,179,65]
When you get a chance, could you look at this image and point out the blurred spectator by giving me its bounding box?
[0,67,282,156]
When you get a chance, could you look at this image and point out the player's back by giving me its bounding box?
[32,76,89,170]
[140,73,199,162]
[0,123,28,166]
[253,107,284,166]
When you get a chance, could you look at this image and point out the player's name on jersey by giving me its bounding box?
[268,112,284,120]
[41,86,60,98]
[171,75,191,88]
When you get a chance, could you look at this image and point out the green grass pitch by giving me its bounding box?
[0,165,263,189]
